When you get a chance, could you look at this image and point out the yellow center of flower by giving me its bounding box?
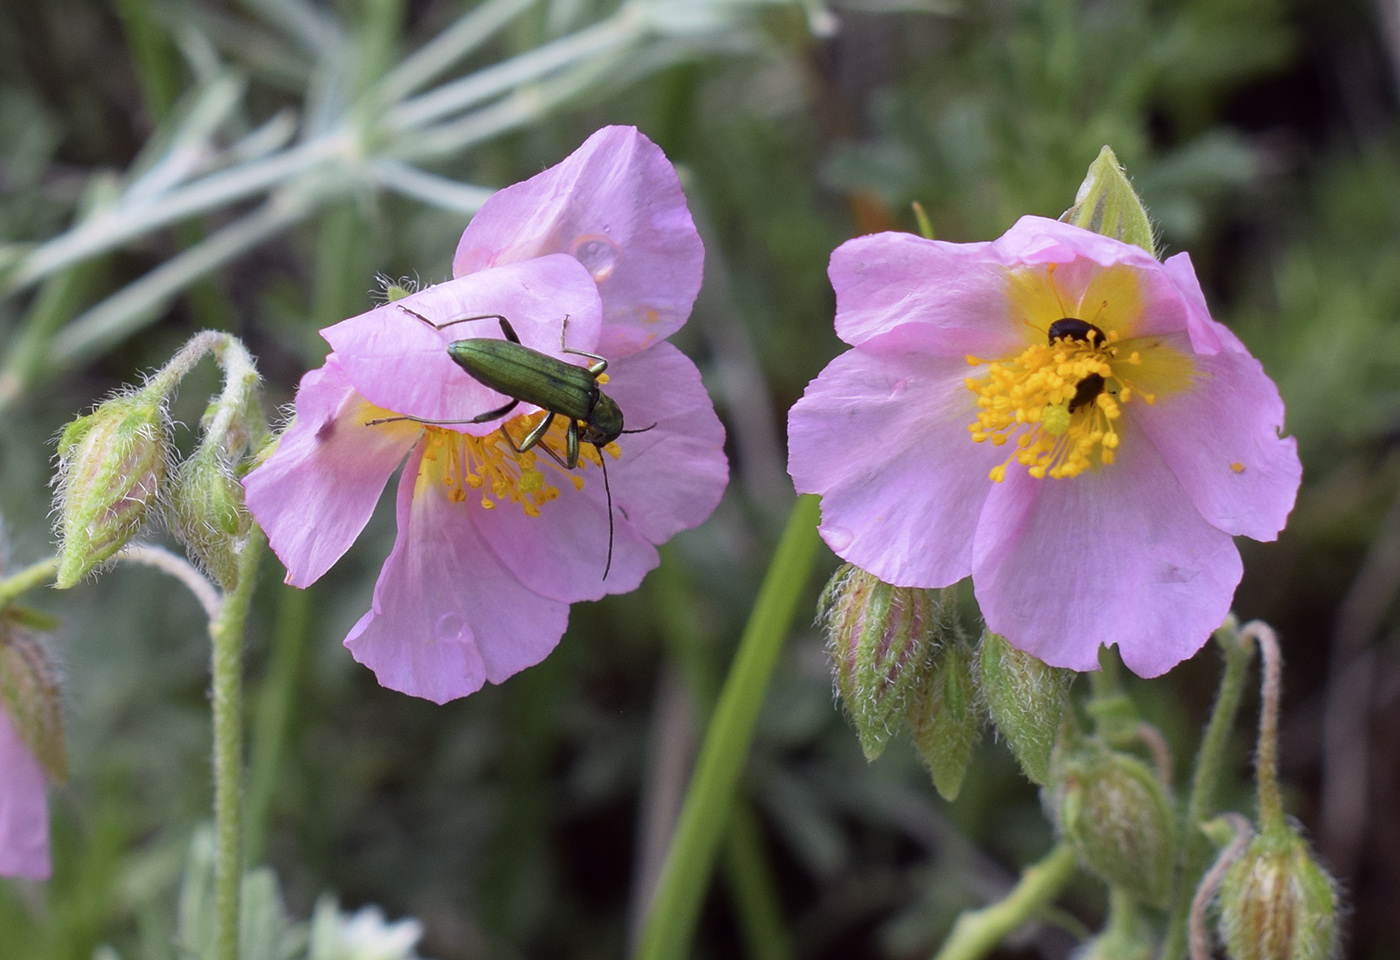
[963,263,1195,482]
[419,413,620,516]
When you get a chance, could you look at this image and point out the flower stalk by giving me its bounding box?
[931,842,1077,960]
[209,525,265,960]
[634,494,822,960]
[1161,616,1255,960]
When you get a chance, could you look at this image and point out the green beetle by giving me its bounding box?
[377,307,650,578]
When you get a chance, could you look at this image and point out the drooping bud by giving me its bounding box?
[0,610,66,782]
[165,445,253,590]
[820,564,938,760]
[1060,145,1158,258]
[53,388,171,588]
[978,630,1074,784]
[906,632,981,801]
[1217,826,1339,960]
[1051,742,1175,907]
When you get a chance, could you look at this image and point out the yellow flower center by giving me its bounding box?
[962,262,1194,483]
[966,327,1150,482]
[419,413,619,516]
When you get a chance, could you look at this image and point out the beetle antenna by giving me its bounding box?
[619,422,658,436]
[600,453,615,580]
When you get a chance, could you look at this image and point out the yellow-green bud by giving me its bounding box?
[165,446,253,590]
[1217,827,1339,960]
[906,635,981,801]
[1051,742,1175,907]
[54,390,170,588]
[0,610,66,782]
[820,564,938,761]
[1061,145,1158,258]
[978,631,1074,784]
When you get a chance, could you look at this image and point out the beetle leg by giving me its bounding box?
[557,313,609,376]
[515,411,556,453]
[470,397,520,424]
[566,420,580,469]
[396,306,512,335]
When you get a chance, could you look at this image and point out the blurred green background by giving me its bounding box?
[1,0,1398,957]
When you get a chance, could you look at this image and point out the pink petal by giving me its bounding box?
[592,341,729,544]
[0,707,50,881]
[1161,252,1226,355]
[829,233,1024,358]
[993,215,1162,272]
[472,341,728,602]
[971,431,1243,677]
[344,442,570,704]
[1131,346,1301,542]
[788,329,1005,587]
[244,359,420,588]
[452,126,703,358]
[324,256,604,430]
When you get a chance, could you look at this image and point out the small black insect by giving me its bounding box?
[1068,373,1106,412]
[1047,317,1106,348]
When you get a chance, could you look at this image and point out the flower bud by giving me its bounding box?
[820,564,938,760]
[906,635,981,801]
[1217,827,1339,960]
[53,389,170,588]
[1051,742,1175,907]
[978,630,1073,784]
[0,611,66,782]
[1061,145,1157,258]
[166,446,253,590]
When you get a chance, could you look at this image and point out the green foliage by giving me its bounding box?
[0,0,1396,956]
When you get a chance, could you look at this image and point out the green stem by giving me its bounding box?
[723,799,795,960]
[1241,621,1285,835]
[0,559,58,611]
[931,842,1077,960]
[633,494,823,960]
[209,526,264,960]
[1159,618,1253,960]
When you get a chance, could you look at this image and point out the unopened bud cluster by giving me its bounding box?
[0,607,66,782]
[820,566,979,799]
[1216,825,1338,960]
[53,388,171,588]
[1050,739,1175,907]
[51,332,263,592]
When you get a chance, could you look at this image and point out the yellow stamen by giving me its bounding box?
[418,411,609,516]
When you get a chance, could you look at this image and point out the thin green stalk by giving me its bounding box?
[722,799,795,960]
[634,494,823,960]
[210,527,265,960]
[0,558,58,610]
[1242,621,1285,835]
[244,584,309,864]
[931,842,1077,960]
[1160,619,1254,960]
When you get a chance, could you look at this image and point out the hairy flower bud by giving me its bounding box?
[54,389,170,588]
[1061,145,1157,257]
[1217,827,1339,960]
[1051,742,1175,906]
[906,633,981,801]
[166,446,253,589]
[978,631,1074,784]
[0,611,66,782]
[820,564,938,760]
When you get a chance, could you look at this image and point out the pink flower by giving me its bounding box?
[245,127,728,703]
[788,216,1301,677]
[0,705,50,880]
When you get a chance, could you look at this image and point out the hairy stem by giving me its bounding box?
[931,842,1077,960]
[209,526,264,960]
